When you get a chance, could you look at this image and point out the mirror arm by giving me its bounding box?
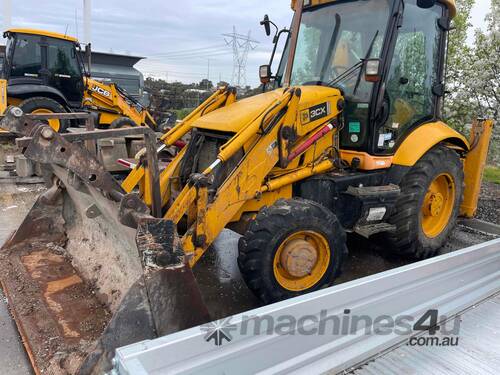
[268,28,290,74]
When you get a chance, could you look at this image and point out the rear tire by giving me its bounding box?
[382,145,463,259]
[238,198,347,304]
[19,97,68,133]
[110,117,138,128]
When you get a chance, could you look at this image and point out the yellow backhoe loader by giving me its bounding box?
[0,0,494,374]
[0,28,156,133]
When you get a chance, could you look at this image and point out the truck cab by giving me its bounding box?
[3,29,85,107]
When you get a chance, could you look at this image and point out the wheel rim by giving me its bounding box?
[421,173,456,238]
[273,230,331,292]
[32,108,61,132]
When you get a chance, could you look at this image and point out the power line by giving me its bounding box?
[148,44,227,57]
[222,26,258,87]
[148,50,230,61]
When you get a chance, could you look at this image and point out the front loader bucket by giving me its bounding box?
[0,108,210,374]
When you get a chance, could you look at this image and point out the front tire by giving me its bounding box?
[238,198,347,304]
[109,117,138,128]
[383,145,463,259]
[19,97,68,133]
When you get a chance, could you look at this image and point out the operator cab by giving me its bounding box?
[3,29,85,106]
[262,0,452,156]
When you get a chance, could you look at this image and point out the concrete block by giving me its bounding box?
[128,139,145,159]
[15,155,34,177]
[97,138,128,172]
[34,162,45,177]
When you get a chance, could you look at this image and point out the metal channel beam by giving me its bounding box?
[113,238,500,375]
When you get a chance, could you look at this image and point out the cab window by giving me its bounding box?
[47,39,81,77]
[376,0,444,151]
[11,34,42,78]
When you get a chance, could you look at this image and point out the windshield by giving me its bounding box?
[288,0,392,101]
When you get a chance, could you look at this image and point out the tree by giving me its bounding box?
[444,0,499,164]
[443,0,475,133]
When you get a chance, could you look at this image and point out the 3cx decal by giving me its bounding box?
[301,102,330,124]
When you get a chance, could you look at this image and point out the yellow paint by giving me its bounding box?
[393,121,469,167]
[122,87,235,205]
[261,159,334,192]
[193,86,340,136]
[194,89,285,133]
[6,28,79,42]
[0,80,7,133]
[273,230,331,291]
[421,173,455,238]
[0,79,7,114]
[82,77,156,128]
[461,119,494,217]
[31,108,61,132]
[230,185,293,222]
[290,0,456,17]
[160,88,345,267]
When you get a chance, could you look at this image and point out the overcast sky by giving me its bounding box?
[2,0,492,87]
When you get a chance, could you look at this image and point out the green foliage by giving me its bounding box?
[444,0,499,164]
[484,165,500,184]
[174,108,195,120]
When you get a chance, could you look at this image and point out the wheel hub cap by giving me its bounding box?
[421,173,456,238]
[280,239,318,277]
[427,193,444,217]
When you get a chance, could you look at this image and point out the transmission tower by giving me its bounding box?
[223,26,259,88]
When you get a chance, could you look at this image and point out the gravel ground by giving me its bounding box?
[476,181,500,224]
[0,177,497,374]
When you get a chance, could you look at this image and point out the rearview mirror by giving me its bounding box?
[259,64,272,84]
[261,15,271,36]
[364,58,382,82]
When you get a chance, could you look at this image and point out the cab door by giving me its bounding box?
[44,37,84,106]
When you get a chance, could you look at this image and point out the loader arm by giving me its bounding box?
[83,77,157,128]
[162,88,342,266]
[121,85,238,205]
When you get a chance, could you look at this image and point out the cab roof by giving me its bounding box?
[291,0,456,18]
[5,28,79,43]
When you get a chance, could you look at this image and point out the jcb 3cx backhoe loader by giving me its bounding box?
[0,0,494,373]
[0,28,156,133]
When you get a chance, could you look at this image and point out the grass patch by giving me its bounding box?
[484,165,500,184]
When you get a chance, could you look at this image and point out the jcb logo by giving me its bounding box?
[91,85,111,98]
[301,102,330,124]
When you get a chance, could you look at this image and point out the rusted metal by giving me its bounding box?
[144,130,163,218]
[4,107,164,217]
[84,112,97,155]
[16,126,158,148]
[24,125,124,196]
[0,106,211,374]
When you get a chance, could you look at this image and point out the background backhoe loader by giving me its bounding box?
[0,0,494,374]
[0,28,156,133]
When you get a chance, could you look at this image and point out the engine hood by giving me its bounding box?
[193,86,342,134]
